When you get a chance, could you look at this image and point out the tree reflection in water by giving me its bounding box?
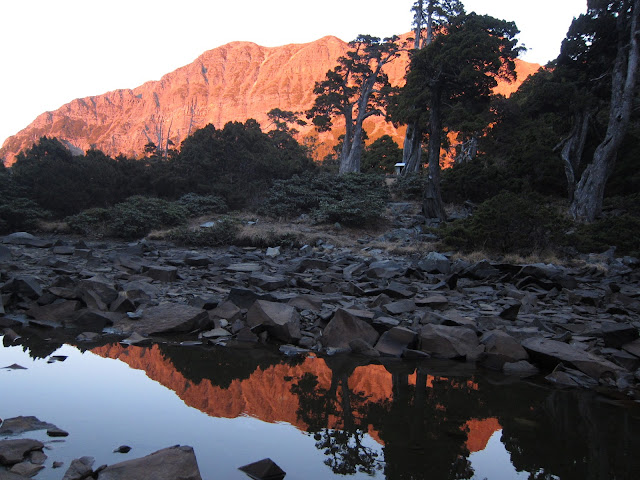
[291,356,383,475]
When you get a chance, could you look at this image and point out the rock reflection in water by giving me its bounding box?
[85,342,640,480]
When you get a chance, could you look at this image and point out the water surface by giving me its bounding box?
[1,336,639,479]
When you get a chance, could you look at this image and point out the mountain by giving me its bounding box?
[0,35,539,165]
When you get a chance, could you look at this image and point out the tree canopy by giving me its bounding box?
[395,11,522,220]
[307,34,400,174]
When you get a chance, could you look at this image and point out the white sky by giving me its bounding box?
[0,0,586,149]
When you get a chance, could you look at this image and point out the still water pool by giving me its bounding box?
[1,336,639,479]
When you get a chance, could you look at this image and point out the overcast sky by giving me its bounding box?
[0,0,586,149]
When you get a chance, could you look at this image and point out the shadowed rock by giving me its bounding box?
[522,337,626,380]
[321,309,379,350]
[419,324,480,360]
[247,300,301,344]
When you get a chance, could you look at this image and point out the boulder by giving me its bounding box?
[321,309,380,349]
[66,309,117,331]
[77,276,118,311]
[382,299,417,315]
[365,260,405,279]
[0,417,57,436]
[227,288,275,309]
[382,282,415,299]
[246,300,301,343]
[249,273,287,292]
[1,276,43,300]
[62,456,95,480]
[600,323,639,349]
[418,294,449,310]
[522,337,626,380]
[375,327,417,357]
[209,301,242,321]
[0,439,44,466]
[417,252,451,274]
[349,338,380,357]
[419,324,480,360]
[10,461,45,477]
[116,304,211,335]
[26,300,81,324]
[480,330,529,369]
[2,232,51,248]
[145,266,178,283]
[97,445,202,480]
[287,294,323,313]
[517,264,577,290]
[503,360,540,377]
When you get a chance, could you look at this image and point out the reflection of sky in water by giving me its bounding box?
[1,339,527,480]
[469,430,528,480]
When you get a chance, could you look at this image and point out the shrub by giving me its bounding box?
[566,214,640,257]
[0,197,51,233]
[65,196,189,239]
[168,217,239,246]
[65,208,111,235]
[439,192,568,254]
[108,196,187,239]
[260,172,389,227]
[177,193,228,217]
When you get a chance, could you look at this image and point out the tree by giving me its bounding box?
[401,0,465,174]
[400,12,521,220]
[307,35,400,174]
[361,135,403,173]
[266,108,307,135]
[557,0,640,222]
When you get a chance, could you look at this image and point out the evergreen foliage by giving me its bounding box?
[261,173,389,227]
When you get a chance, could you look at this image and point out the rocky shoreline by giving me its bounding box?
[1,231,639,396]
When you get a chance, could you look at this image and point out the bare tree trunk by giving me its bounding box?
[423,89,447,221]
[402,123,423,173]
[570,0,639,222]
[341,124,364,174]
[556,110,591,203]
[339,110,355,174]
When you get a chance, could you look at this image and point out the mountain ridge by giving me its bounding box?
[1,34,539,165]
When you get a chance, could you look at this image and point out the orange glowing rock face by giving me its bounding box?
[91,343,500,454]
[1,35,539,165]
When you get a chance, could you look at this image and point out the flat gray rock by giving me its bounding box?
[0,417,57,436]
[0,439,44,466]
[97,445,202,480]
[114,304,210,336]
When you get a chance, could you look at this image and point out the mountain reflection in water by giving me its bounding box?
[87,342,640,480]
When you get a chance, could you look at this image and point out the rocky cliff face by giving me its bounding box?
[1,35,538,165]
